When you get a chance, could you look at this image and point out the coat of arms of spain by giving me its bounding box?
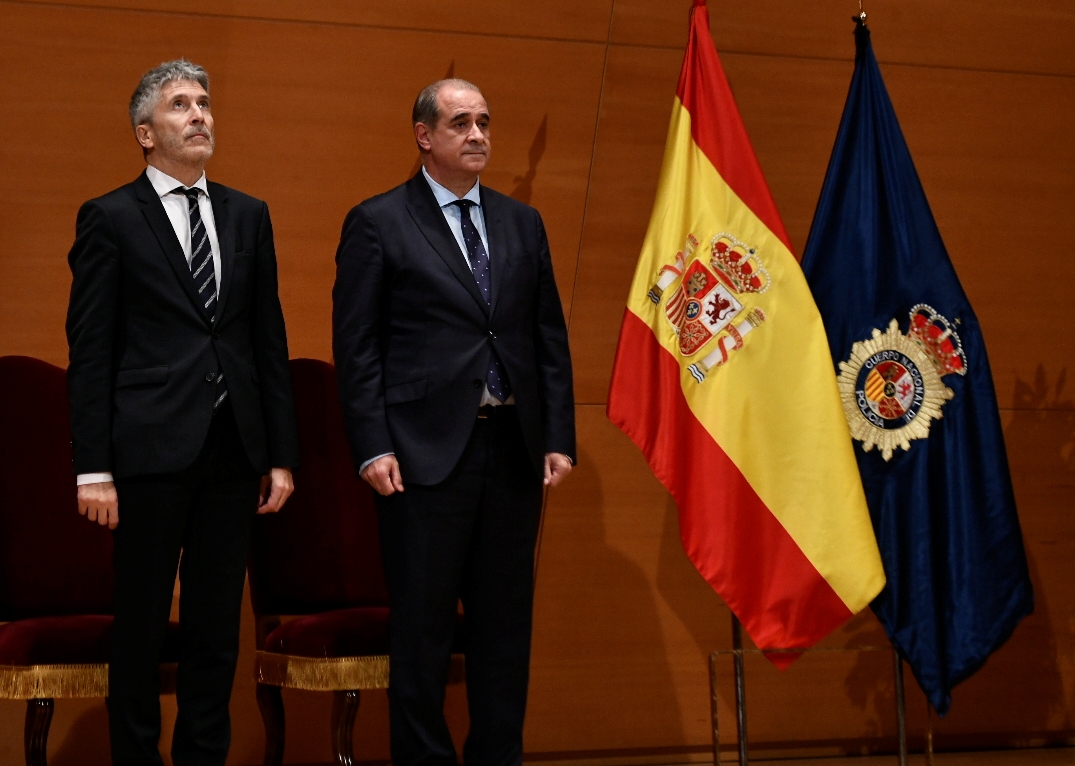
[838,304,968,460]
[647,233,768,383]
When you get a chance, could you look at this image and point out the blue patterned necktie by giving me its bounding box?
[452,199,511,402]
[174,187,227,409]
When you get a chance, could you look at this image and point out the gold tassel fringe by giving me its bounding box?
[255,651,465,691]
[0,663,178,699]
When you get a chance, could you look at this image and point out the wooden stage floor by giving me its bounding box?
[751,749,1075,765]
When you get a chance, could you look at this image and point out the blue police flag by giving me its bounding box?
[800,20,1034,715]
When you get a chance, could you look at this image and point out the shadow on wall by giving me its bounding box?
[532,444,685,748]
[509,114,547,205]
[655,493,727,656]
[405,60,549,206]
[841,615,898,739]
[842,364,1074,741]
[966,362,1075,735]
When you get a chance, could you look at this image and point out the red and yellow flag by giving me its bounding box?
[607,0,885,659]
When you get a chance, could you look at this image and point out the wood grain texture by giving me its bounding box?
[611,0,1075,77]
[0,2,605,365]
[23,0,616,42]
[0,0,1072,762]
[569,44,1075,410]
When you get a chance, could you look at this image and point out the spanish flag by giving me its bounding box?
[607,0,885,659]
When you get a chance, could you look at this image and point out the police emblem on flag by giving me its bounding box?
[648,233,768,382]
[838,305,967,460]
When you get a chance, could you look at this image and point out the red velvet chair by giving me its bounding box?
[0,356,181,766]
[249,358,463,766]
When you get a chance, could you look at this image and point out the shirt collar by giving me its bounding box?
[422,166,481,209]
[146,164,209,199]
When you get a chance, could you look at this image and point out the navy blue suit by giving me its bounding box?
[332,172,575,766]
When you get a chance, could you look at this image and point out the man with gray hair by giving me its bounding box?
[333,78,575,766]
[66,59,299,765]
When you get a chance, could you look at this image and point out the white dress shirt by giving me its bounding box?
[76,166,222,486]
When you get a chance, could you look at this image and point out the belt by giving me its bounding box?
[476,404,515,420]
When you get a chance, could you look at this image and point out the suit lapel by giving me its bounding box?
[481,186,511,317]
[405,174,489,316]
[208,182,235,320]
[134,172,211,326]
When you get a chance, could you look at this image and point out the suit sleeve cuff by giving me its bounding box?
[77,472,114,485]
[359,453,394,475]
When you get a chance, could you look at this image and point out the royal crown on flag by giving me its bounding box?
[907,304,967,377]
[711,235,770,295]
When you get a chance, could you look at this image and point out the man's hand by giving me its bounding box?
[77,481,119,529]
[361,455,404,496]
[544,453,573,488]
[258,467,294,514]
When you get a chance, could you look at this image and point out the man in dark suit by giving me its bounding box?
[66,59,299,766]
[332,79,575,766]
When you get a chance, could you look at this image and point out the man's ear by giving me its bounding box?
[414,122,432,152]
[135,124,154,152]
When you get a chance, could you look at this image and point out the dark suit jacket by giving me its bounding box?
[332,173,575,486]
[66,170,299,479]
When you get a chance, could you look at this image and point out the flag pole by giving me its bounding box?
[893,651,907,766]
[732,614,749,766]
[709,651,720,764]
[925,700,935,766]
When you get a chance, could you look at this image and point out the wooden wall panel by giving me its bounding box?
[611,0,1075,77]
[880,67,1075,412]
[929,404,1075,743]
[567,44,679,404]
[1,0,1073,763]
[0,2,605,366]
[527,403,1075,757]
[27,0,616,42]
[528,405,726,754]
[570,45,1075,411]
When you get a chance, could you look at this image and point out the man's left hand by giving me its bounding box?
[258,467,294,514]
[544,453,573,488]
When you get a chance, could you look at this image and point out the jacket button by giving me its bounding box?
[212,332,220,340]
[206,371,216,382]
[473,379,482,389]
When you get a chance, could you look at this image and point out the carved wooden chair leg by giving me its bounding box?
[331,689,361,766]
[255,682,285,766]
[24,698,54,766]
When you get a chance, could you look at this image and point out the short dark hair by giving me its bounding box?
[412,78,482,127]
[129,59,209,129]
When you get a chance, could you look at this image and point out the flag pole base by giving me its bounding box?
[709,651,720,765]
[926,699,935,766]
[732,614,748,766]
[707,632,909,765]
[894,650,907,766]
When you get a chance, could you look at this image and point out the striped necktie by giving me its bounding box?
[173,187,227,409]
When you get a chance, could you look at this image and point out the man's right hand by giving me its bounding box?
[361,455,405,496]
[77,481,119,529]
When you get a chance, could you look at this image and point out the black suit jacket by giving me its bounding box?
[332,173,575,485]
[66,171,299,479]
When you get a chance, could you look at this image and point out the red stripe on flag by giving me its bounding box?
[675,3,794,253]
[607,309,851,658]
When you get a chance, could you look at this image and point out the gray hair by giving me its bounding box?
[129,59,210,129]
[412,78,482,127]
